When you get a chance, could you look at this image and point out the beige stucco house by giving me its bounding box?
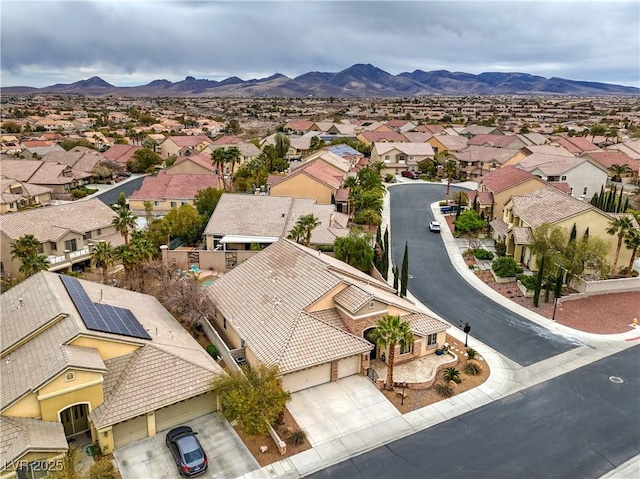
[0,177,53,214]
[205,239,450,392]
[370,142,435,176]
[0,199,124,278]
[159,135,213,159]
[0,272,224,477]
[269,160,346,207]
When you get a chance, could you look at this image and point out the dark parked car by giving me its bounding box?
[166,426,208,477]
[401,170,420,179]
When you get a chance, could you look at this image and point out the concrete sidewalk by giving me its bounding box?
[234,181,639,479]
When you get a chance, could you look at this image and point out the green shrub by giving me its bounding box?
[434,382,454,398]
[442,367,461,383]
[494,241,507,257]
[517,274,537,291]
[464,360,482,376]
[473,248,494,260]
[71,189,87,199]
[87,459,116,479]
[492,256,521,277]
[466,347,478,360]
[454,209,486,234]
[286,428,308,446]
[384,174,395,183]
[206,344,218,358]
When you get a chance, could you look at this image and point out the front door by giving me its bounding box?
[364,328,377,360]
[60,404,90,437]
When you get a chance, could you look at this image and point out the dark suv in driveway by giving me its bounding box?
[166,426,208,477]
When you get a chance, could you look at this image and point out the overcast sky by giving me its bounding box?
[2,0,639,88]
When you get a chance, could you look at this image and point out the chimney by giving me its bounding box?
[18,298,23,308]
[329,214,335,227]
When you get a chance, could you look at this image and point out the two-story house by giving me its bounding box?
[0,177,53,214]
[370,142,435,176]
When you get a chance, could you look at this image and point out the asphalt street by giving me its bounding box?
[96,176,145,206]
[308,345,640,479]
[389,184,578,367]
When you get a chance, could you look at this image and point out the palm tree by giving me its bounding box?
[342,176,358,190]
[224,146,242,176]
[368,315,413,390]
[609,163,632,182]
[623,228,640,277]
[444,159,458,201]
[92,241,115,284]
[606,216,634,275]
[299,214,320,246]
[287,224,305,244]
[112,206,137,245]
[19,253,49,277]
[211,148,226,187]
[10,234,40,260]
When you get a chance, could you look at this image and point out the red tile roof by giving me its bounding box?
[129,172,219,200]
[359,131,407,143]
[102,144,141,163]
[584,151,638,172]
[479,165,540,193]
[167,135,212,147]
[21,140,55,148]
[416,125,444,134]
[285,120,315,131]
[271,160,344,190]
[210,135,243,146]
[170,153,215,172]
[554,137,600,154]
[548,182,572,194]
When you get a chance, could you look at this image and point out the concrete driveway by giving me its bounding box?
[113,412,259,479]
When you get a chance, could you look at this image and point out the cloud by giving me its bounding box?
[1,0,638,87]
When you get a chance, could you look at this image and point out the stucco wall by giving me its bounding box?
[568,276,640,294]
[270,174,333,204]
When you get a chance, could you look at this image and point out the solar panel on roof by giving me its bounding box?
[60,275,151,340]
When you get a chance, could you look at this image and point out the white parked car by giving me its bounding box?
[429,221,441,233]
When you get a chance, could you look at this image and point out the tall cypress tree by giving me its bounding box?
[590,192,599,206]
[381,227,389,281]
[392,265,399,294]
[533,254,545,308]
[569,223,577,242]
[374,227,383,272]
[583,227,590,241]
[400,242,409,298]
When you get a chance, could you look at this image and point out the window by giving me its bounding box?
[51,242,57,251]
[181,200,188,206]
[400,341,413,355]
[561,175,567,181]
[384,155,390,163]
[64,239,77,251]
[170,201,177,208]
[427,333,437,346]
[223,317,227,330]
[37,244,44,254]
[65,371,76,382]
[583,187,588,196]
[368,301,375,309]
[83,231,92,240]
[154,201,161,207]
[97,229,102,235]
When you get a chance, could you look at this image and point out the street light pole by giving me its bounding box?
[460,321,471,347]
[552,297,558,321]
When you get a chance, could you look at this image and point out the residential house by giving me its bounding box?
[356,130,408,146]
[206,239,449,392]
[203,194,349,251]
[0,159,92,197]
[159,135,213,159]
[519,144,575,159]
[552,136,601,155]
[165,153,216,175]
[471,165,548,226]
[0,199,122,277]
[502,186,636,270]
[102,144,142,168]
[467,134,527,150]
[581,151,640,184]
[296,149,353,175]
[0,176,53,214]
[459,125,504,138]
[426,134,469,156]
[203,137,261,172]
[0,272,224,475]
[516,154,608,200]
[269,160,347,210]
[41,147,106,175]
[128,171,219,216]
[384,120,417,133]
[402,132,434,144]
[606,138,640,161]
[370,142,435,176]
[19,140,65,159]
[416,124,445,135]
[451,146,523,180]
[261,134,312,160]
[283,120,315,135]
[515,133,549,146]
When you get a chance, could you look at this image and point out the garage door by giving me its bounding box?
[281,363,331,392]
[338,355,360,379]
[155,392,217,433]
[113,415,147,449]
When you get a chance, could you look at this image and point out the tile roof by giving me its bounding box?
[90,343,222,428]
[518,153,601,176]
[0,416,67,465]
[334,285,374,313]
[431,135,469,151]
[285,120,315,131]
[584,151,639,172]
[128,172,219,201]
[454,146,518,165]
[205,239,448,373]
[102,144,141,163]
[373,142,434,157]
[169,153,216,172]
[0,198,117,242]
[307,308,348,331]
[403,312,450,336]
[272,160,344,190]
[401,132,433,143]
[467,134,523,148]
[554,136,601,154]
[301,150,352,173]
[165,135,213,148]
[210,135,242,145]
[510,186,594,227]
[523,144,575,157]
[512,227,532,244]
[416,125,444,134]
[359,130,408,143]
[479,165,541,193]
[490,218,509,236]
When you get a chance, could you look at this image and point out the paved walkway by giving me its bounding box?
[235,180,640,479]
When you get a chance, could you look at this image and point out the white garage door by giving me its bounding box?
[155,392,217,433]
[338,355,360,379]
[113,415,147,449]
[282,363,331,392]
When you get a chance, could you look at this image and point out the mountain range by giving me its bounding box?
[3,64,638,97]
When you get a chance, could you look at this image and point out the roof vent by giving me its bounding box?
[5,357,11,365]
[18,298,23,308]
[281,213,286,217]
